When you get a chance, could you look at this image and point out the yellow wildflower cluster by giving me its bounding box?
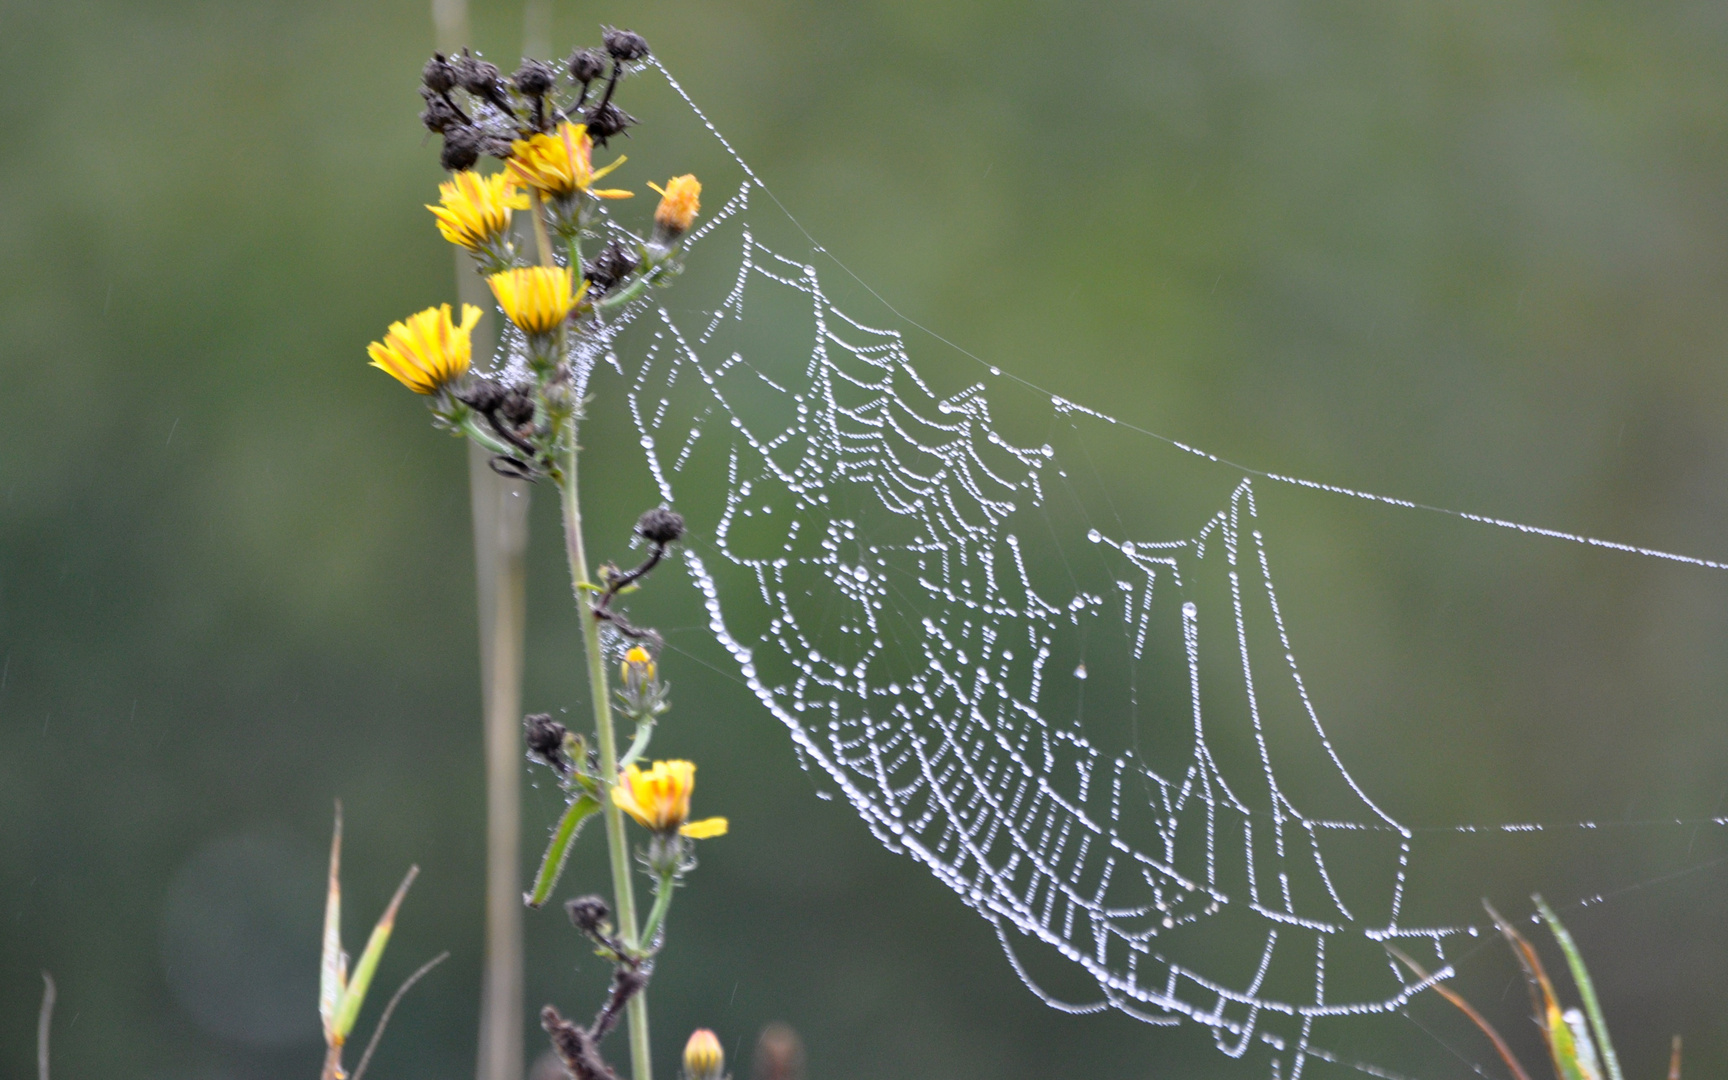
[488,265,584,336]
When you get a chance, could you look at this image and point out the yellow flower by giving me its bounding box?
[506,122,633,200]
[683,1029,724,1080]
[426,170,529,251]
[367,303,482,394]
[649,175,701,235]
[488,266,585,335]
[612,760,728,837]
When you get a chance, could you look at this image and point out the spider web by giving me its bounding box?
[538,60,1728,1078]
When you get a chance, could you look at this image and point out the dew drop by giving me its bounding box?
[1074,663,1087,680]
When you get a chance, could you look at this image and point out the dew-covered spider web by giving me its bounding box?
[527,60,1728,1079]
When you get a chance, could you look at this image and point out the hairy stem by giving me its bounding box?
[557,426,651,1080]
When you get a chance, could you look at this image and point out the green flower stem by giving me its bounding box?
[556,424,652,1080]
[618,717,656,771]
[637,868,677,951]
[596,271,656,312]
[457,416,520,459]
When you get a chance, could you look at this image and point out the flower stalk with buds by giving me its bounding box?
[367,27,728,1080]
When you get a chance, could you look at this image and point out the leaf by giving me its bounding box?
[525,793,601,908]
[320,802,344,1043]
[1534,895,1624,1080]
[332,865,420,1041]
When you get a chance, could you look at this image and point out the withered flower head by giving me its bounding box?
[524,712,569,771]
[636,506,686,546]
[602,28,650,62]
[565,894,611,935]
[422,53,456,93]
[584,239,640,292]
[512,58,555,96]
[419,88,462,133]
[585,101,636,147]
[440,125,483,171]
[568,47,607,83]
[454,51,502,97]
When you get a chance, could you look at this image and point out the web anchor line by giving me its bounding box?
[605,59,1728,1077]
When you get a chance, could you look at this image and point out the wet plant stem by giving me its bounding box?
[537,191,652,1080]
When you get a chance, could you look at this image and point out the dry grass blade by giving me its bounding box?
[1386,944,1535,1080]
[38,971,55,1080]
[1668,1035,1681,1080]
[321,800,345,1041]
[349,951,451,1080]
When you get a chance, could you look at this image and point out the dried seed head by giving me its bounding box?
[460,379,507,411]
[585,101,636,146]
[420,89,462,133]
[584,239,640,291]
[512,58,556,96]
[524,712,569,770]
[440,125,483,171]
[454,52,503,97]
[565,894,611,935]
[567,47,608,83]
[422,53,456,93]
[500,386,536,426]
[636,506,685,546]
[602,28,651,61]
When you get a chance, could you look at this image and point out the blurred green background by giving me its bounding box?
[5,0,1728,1077]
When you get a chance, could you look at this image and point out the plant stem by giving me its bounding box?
[557,427,652,1080]
[638,870,677,948]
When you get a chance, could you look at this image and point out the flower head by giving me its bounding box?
[611,760,728,837]
[506,121,633,200]
[367,303,482,394]
[488,266,585,335]
[683,1029,724,1080]
[649,175,701,238]
[427,170,528,252]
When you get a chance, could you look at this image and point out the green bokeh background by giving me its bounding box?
[4,0,1728,1077]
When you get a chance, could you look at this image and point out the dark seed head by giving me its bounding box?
[635,506,685,546]
[460,379,507,411]
[524,712,568,770]
[440,125,483,171]
[454,51,503,97]
[420,89,462,133]
[512,58,556,96]
[500,387,536,426]
[565,894,611,935]
[584,240,640,292]
[585,101,635,146]
[422,53,456,94]
[602,28,650,62]
[567,47,608,83]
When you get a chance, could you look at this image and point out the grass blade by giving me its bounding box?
[349,951,450,1080]
[1534,895,1624,1080]
[38,971,55,1080]
[1385,945,1534,1080]
[333,864,420,1040]
[320,801,345,1041]
[525,793,601,908]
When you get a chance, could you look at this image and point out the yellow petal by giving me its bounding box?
[680,817,728,839]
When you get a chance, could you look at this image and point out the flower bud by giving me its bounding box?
[620,645,656,691]
[636,506,685,546]
[513,58,556,96]
[602,28,651,62]
[683,1028,723,1080]
[568,47,608,83]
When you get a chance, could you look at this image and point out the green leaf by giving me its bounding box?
[1534,895,1624,1080]
[525,793,602,908]
[332,865,419,1041]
